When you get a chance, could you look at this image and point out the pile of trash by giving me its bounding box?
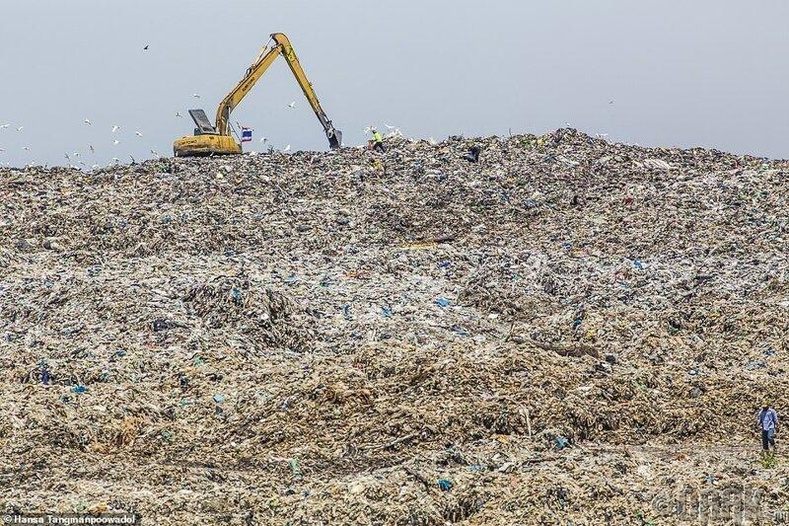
[1,129,787,524]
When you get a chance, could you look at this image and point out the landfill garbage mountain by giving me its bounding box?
[1,128,787,524]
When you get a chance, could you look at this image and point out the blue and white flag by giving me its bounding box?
[241,127,253,143]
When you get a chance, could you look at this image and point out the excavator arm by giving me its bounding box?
[270,33,342,149]
[173,32,341,157]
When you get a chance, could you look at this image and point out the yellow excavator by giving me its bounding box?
[173,33,342,157]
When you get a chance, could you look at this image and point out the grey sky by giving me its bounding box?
[1,0,788,168]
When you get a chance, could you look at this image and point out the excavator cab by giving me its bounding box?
[188,109,217,135]
[173,33,342,158]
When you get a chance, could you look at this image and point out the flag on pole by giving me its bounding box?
[241,127,253,143]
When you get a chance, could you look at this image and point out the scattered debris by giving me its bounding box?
[0,129,787,523]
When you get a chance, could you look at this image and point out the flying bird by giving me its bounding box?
[150,149,160,158]
[64,153,70,161]
[143,44,149,50]
[89,145,95,153]
[113,139,120,145]
[135,131,143,137]
[112,157,120,164]
[287,101,296,109]
[73,152,80,158]
[608,100,615,104]
[0,124,9,129]
[16,126,23,132]
[0,148,5,152]
[384,124,396,129]
[84,118,92,125]
[259,137,268,143]
[175,112,182,118]
[283,144,291,152]
[111,125,120,133]
[192,93,201,99]
[22,146,30,150]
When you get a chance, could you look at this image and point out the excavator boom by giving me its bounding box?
[174,33,341,157]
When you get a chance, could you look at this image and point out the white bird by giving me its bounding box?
[287,101,296,109]
[89,145,95,153]
[384,124,401,137]
[113,139,120,145]
[73,152,80,158]
[111,125,120,133]
[16,126,23,132]
[112,157,120,163]
[64,153,70,161]
[283,144,291,152]
[150,149,160,158]
[608,100,615,104]
[0,148,5,152]
[259,137,268,143]
[175,112,182,118]
[192,93,201,99]
[84,118,92,125]
[91,164,100,169]
[135,131,143,137]
[22,146,30,150]
[0,124,9,129]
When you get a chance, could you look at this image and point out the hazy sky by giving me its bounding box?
[1,0,788,167]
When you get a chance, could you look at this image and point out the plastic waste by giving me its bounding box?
[437,479,453,491]
[434,298,450,308]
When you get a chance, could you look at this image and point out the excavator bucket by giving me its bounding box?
[328,129,342,149]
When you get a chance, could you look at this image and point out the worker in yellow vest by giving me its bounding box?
[370,129,386,152]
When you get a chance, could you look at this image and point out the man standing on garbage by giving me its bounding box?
[370,129,386,153]
[757,402,778,453]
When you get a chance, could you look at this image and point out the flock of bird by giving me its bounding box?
[0,96,318,168]
[0,117,159,169]
[1,112,401,169]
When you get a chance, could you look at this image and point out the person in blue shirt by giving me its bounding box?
[757,402,778,452]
